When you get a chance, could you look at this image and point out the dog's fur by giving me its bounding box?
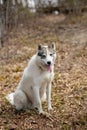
[6,43,56,114]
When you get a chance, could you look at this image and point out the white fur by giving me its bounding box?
[6,45,56,114]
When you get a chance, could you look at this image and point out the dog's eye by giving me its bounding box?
[50,54,53,56]
[42,54,46,58]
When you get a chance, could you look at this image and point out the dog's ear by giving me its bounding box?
[38,44,42,50]
[49,42,56,49]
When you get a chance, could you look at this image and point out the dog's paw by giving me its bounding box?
[39,111,51,117]
[39,110,45,115]
[48,106,53,111]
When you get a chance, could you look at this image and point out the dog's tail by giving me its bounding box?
[5,93,15,105]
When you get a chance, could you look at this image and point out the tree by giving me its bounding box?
[0,0,19,47]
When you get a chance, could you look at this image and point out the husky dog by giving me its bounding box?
[6,43,56,114]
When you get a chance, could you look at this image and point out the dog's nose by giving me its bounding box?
[47,61,51,65]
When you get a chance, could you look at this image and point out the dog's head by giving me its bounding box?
[36,43,56,71]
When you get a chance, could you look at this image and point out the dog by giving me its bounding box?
[6,43,56,114]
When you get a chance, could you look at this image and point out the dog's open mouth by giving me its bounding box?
[47,65,52,72]
[41,62,52,72]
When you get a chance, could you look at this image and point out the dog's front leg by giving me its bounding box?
[46,82,53,111]
[33,86,43,114]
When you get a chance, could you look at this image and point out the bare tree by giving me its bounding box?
[0,0,19,47]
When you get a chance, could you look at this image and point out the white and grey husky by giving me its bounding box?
[6,43,56,114]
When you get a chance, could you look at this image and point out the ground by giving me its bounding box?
[0,12,87,130]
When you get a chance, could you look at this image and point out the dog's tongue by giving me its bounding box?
[47,66,52,72]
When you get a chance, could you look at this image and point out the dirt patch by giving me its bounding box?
[40,14,66,23]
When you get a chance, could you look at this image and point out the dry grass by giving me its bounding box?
[0,13,87,130]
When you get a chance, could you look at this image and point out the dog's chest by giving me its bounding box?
[42,72,53,82]
[34,71,54,86]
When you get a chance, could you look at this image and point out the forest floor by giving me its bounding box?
[0,12,87,130]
